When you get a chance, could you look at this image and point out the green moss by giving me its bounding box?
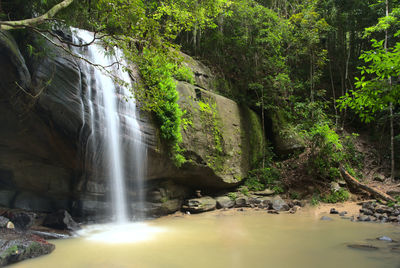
[241,107,264,168]
[197,98,225,172]
[1,245,19,259]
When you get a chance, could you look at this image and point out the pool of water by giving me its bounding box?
[11,210,400,268]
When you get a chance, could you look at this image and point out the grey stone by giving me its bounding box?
[6,211,36,230]
[215,196,235,209]
[0,216,10,228]
[271,196,289,211]
[43,210,80,231]
[147,199,182,216]
[320,216,333,221]
[330,208,339,214]
[235,196,250,207]
[253,189,274,196]
[358,215,371,222]
[377,236,393,242]
[0,229,55,266]
[330,182,341,192]
[182,196,216,213]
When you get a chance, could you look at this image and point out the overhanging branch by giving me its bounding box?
[0,0,74,30]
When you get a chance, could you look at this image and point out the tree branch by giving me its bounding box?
[0,0,74,30]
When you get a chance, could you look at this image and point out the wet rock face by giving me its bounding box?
[43,210,80,231]
[0,229,55,266]
[0,30,266,219]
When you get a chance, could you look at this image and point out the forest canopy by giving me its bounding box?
[1,0,399,179]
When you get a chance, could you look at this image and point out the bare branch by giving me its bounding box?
[0,0,74,30]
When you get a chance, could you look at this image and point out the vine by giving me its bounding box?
[135,47,194,167]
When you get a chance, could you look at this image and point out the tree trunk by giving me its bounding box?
[340,167,396,202]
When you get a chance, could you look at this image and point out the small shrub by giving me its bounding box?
[290,191,300,200]
[227,192,238,201]
[321,188,350,203]
[311,195,320,206]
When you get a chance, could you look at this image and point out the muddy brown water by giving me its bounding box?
[11,210,400,268]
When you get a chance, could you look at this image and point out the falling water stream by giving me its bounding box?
[71,28,146,223]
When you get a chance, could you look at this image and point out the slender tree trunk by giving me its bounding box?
[385,0,395,181]
[329,59,338,128]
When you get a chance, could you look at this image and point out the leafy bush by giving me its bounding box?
[227,192,238,201]
[321,188,350,203]
[244,166,281,191]
[136,48,190,166]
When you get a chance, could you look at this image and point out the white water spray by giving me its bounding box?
[72,28,146,223]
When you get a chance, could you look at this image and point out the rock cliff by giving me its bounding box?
[0,30,264,218]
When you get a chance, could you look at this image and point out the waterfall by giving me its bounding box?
[71,28,146,223]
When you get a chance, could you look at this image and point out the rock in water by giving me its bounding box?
[347,244,379,251]
[43,210,80,231]
[182,196,216,213]
[215,196,235,209]
[330,208,339,214]
[0,229,55,266]
[320,216,333,221]
[377,236,393,242]
[271,196,289,211]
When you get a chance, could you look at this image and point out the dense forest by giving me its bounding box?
[1,0,400,203]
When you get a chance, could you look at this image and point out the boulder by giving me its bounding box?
[253,189,274,196]
[0,229,54,266]
[43,210,80,231]
[320,216,333,221]
[216,196,235,209]
[147,199,183,216]
[182,196,216,213]
[271,196,289,211]
[0,216,10,228]
[235,196,250,207]
[6,211,37,230]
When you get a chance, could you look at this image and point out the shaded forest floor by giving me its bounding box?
[278,129,400,202]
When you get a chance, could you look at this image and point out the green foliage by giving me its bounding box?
[321,188,350,203]
[303,121,344,180]
[339,33,400,122]
[174,66,195,84]
[136,48,186,166]
[197,98,225,170]
[227,192,238,201]
[290,192,300,200]
[245,166,280,191]
[311,195,320,206]
[239,186,250,196]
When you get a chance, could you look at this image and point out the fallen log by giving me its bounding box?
[340,167,396,203]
